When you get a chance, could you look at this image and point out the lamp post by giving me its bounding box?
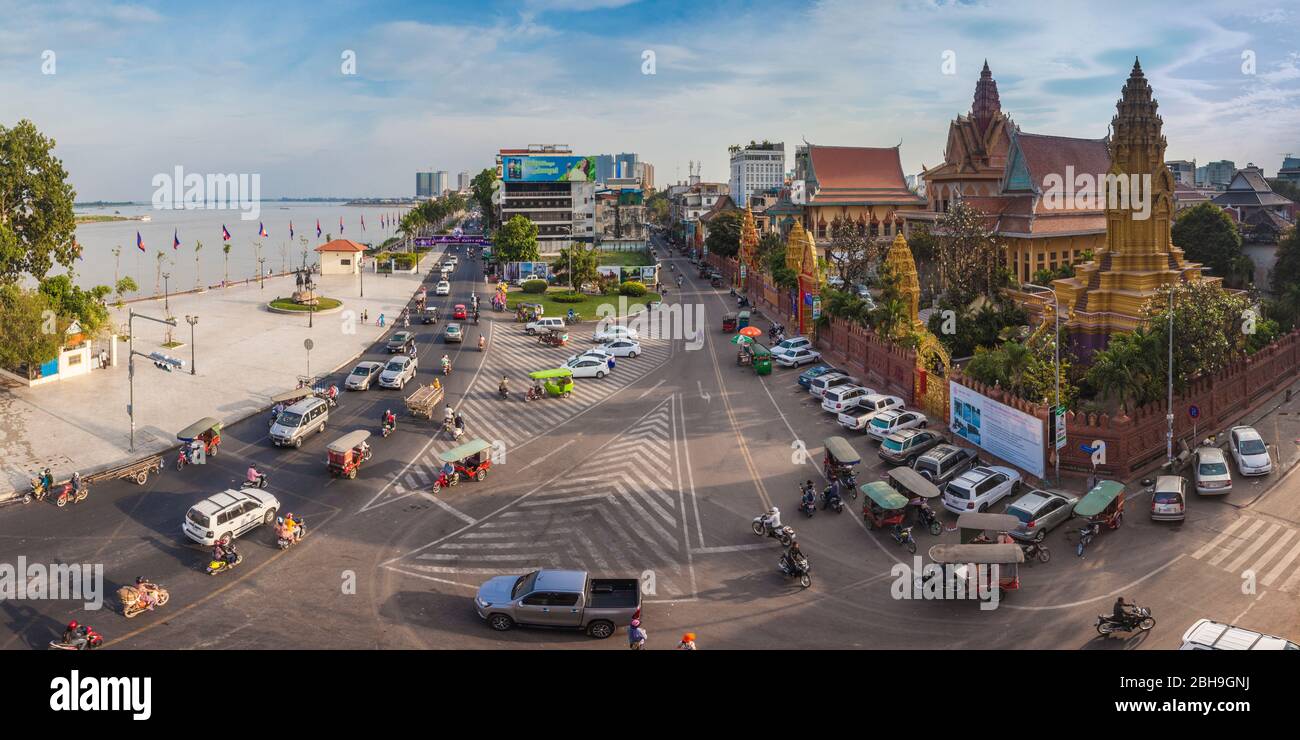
[162,272,171,315]
[128,309,179,452]
[185,315,198,375]
[1023,282,1061,486]
[258,258,266,289]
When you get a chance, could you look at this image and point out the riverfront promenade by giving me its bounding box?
[0,269,433,498]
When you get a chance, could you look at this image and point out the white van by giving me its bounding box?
[269,397,329,448]
[1180,619,1299,650]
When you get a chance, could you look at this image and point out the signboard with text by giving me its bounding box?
[502,155,596,182]
[949,381,1046,479]
[413,236,490,246]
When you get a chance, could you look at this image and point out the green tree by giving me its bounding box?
[1171,202,1248,287]
[1270,225,1300,297]
[493,214,540,262]
[1086,328,1163,411]
[222,242,231,285]
[470,168,498,226]
[114,276,138,307]
[645,191,670,226]
[550,244,599,287]
[934,201,1002,304]
[0,120,79,285]
[0,285,62,375]
[870,260,911,340]
[39,274,111,336]
[704,210,742,257]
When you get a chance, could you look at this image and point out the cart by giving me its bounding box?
[722,313,738,333]
[750,343,772,376]
[737,311,751,330]
[404,383,446,420]
[85,455,166,487]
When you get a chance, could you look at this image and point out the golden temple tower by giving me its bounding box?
[883,232,922,328]
[1051,59,1217,355]
[786,221,811,272]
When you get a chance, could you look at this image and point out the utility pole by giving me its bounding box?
[1166,287,1175,468]
[1024,282,1061,486]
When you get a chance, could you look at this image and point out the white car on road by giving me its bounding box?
[567,348,612,365]
[866,408,927,441]
[183,488,280,546]
[775,347,822,367]
[771,337,814,361]
[435,280,451,296]
[378,355,418,389]
[345,361,384,391]
[565,356,611,379]
[593,325,639,343]
[604,339,642,358]
[1228,426,1272,476]
[942,465,1022,514]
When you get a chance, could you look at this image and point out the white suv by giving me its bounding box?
[809,373,859,399]
[771,337,813,360]
[821,385,870,413]
[525,317,566,335]
[941,465,1021,514]
[866,408,927,441]
[182,488,280,546]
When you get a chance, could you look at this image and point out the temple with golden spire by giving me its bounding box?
[1050,59,1218,355]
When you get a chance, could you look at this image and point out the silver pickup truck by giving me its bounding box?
[475,569,641,639]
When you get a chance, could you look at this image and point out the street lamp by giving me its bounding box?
[185,315,198,375]
[162,272,171,315]
[127,309,180,452]
[1023,282,1061,486]
[258,257,266,289]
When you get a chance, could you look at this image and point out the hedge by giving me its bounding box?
[619,281,648,297]
[552,292,585,303]
[522,279,549,294]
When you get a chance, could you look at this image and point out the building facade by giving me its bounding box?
[1212,164,1296,242]
[457,171,471,192]
[416,172,434,198]
[796,143,927,249]
[729,141,785,207]
[1196,160,1235,189]
[432,171,450,196]
[496,146,597,254]
[1166,159,1196,186]
[1278,156,1300,186]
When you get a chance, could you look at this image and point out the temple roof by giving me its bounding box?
[806,145,925,206]
[1212,167,1294,208]
[1007,131,1111,196]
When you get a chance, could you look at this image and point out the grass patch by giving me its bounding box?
[271,297,343,312]
[160,341,184,349]
[504,287,660,319]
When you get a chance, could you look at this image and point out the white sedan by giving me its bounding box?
[567,348,612,365]
[604,339,641,358]
[565,356,611,379]
[593,325,639,343]
[435,280,451,296]
[1229,426,1272,476]
[775,347,822,367]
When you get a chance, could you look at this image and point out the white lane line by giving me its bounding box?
[1191,516,1251,559]
[1225,522,1282,573]
[1248,528,1296,581]
[1278,562,1300,593]
[1262,538,1300,586]
[692,543,772,554]
[678,392,706,551]
[1001,554,1188,611]
[418,492,477,524]
[381,565,479,590]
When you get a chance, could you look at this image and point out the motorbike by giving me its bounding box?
[441,361,451,376]
[206,548,243,576]
[778,555,812,589]
[240,472,269,490]
[276,520,306,550]
[49,629,103,651]
[119,584,170,618]
[798,495,817,518]
[525,385,544,402]
[23,478,50,504]
[479,336,486,352]
[1095,606,1155,636]
[915,504,942,536]
[1076,521,1101,558]
[430,470,460,494]
[889,525,918,554]
[1020,540,1051,563]
[751,513,795,546]
[819,487,844,514]
[736,296,750,307]
[381,420,395,438]
[443,418,465,440]
[314,386,339,409]
[55,480,89,508]
[498,385,510,400]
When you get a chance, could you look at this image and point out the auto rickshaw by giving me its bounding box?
[1073,479,1126,529]
[515,302,544,322]
[737,310,751,329]
[956,512,1022,544]
[750,343,772,376]
[438,438,493,482]
[722,312,738,333]
[861,480,908,529]
[887,466,943,535]
[822,436,861,497]
[924,544,1023,597]
[528,368,574,398]
[176,417,222,467]
[538,328,569,347]
[326,430,372,479]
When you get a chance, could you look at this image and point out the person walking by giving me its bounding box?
[378,313,385,327]
[627,618,647,650]
[676,633,697,650]
[607,355,616,373]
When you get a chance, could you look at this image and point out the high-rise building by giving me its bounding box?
[635,161,655,191]
[432,171,450,196]
[1196,160,1235,189]
[594,152,638,183]
[1278,156,1300,186]
[1166,159,1196,187]
[416,172,434,198]
[457,171,471,191]
[496,145,597,254]
[730,142,785,207]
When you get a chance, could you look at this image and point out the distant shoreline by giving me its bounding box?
[75,214,145,224]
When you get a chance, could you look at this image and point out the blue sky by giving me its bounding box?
[2,0,1297,200]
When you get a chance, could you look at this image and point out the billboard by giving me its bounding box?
[503,155,596,183]
[949,381,1046,479]
[503,261,552,282]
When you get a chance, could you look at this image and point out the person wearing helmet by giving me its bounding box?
[627,618,647,650]
[383,408,396,432]
[283,513,300,542]
[288,513,305,542]
[213,536,237,565]
[800,480,816,513]
[761,506,782,533]
[62,620,81,645]
[677,633,697,650]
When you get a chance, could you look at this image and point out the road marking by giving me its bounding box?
[1262,538,1300,586]
[1248,527,1296,581]
[1208,517,1266,566]
[1190,516,1250,559]
[637,378,667,399]
[418,492,477,524]
[1001,554,1187,611]
[691,543,772,554]
[1224,521,1281,572]
[697,380,710,402]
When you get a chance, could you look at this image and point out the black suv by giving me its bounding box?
[912,444,979,489]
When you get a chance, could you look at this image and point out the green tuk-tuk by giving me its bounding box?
[862,480,909,529]
[528,368,574,398]
[1073,480,1126,529]
[887,466,943,536]
[737,310,751,329]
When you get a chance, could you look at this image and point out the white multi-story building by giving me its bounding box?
[729,141,785,208]
[496,146,596,255]
[457,171,471,192]
[433,171,450,195]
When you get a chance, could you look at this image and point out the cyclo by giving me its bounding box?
[437,439,493,483]
[886,466,943,536]
[822,436,861,498]
[527,368,574,399]
[176,417,222,470]
[861,481,908,529]
[326,430,372,479]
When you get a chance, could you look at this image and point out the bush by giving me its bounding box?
[619,281,648,297]
[521,279,549,294]
[552,292,585,304]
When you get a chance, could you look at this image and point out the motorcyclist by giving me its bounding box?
[454,412,465,432]
[134,576,158,610]
[781,542,808,574]
[498,376,510,396]
[284,512,303,542]
[1113,596,1137,624]
[39,467,53,495]
[443,404,455,425]
[246,464,264,487]
[478,334,486,351]
[441,354,451,374]
[761,506,782,533]
[62,620,82,646]
[800,481,816,513]
[439,460,456,485]
[823,479,842,507]
[70,471,83,496]
[213,536,237,565]
[383,408,396,431]
[327,384,339,403]
[529,379,543,399]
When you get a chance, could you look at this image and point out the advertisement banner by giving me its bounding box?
[502,155,596,182]
[949,381,1046,479]
[413,236,490,246]
[503,261,552,282]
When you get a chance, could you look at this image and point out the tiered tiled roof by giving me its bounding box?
[806,145,925,206]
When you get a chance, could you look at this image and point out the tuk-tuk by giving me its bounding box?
[822,436,861,497]
[271,387,313,408]
[1073,480,1125,529]
[956,512,1022,544]
[528,368,574,398]
[750,343,772,376]
[422,306,439,324]
[538,329,569,347]
[515,302,544,322]
[177,417,222,465]
[861,480,908,529]
[438,439,493,482]
[737,311,751,329]
[924,544,1024,596]
[326,430,372,479]
[722,313,738,333]
[887,466,943,536]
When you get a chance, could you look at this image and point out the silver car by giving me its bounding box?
[1193,446,1232,495]
[378,356,417,389]
[1005,488,1078,541]
[345,361,384,391]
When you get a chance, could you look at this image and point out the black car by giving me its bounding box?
[912,444,979,488]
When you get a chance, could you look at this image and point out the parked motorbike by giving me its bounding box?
[55,479,88,508]
[431,470,460,494]
[751,512,795,546]
[778,554,812,589]
[915,504,942,536]
[889,524,918,554]
[48,628,103,651]
[525,386,544,402]
[119,584,170,618]
[820,486,844,514]
[1020,540,1051,563]
[1095,605,1155,636]
[206,548,243,576]
[1076,521,1101,558]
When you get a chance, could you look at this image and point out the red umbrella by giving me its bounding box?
[739,326,763,338]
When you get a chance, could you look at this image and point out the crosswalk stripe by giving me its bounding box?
[1225,522,1282,573]
[1278,562,1300,593]
[1192,516,1252,560]
[1247,528,1297,580]
[1262,538,1300,587]
[1208,518,1267,566]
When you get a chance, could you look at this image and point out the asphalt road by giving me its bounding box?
[2,229,1298,650]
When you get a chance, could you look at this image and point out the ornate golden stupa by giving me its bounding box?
[883,231,922,329]
[881,232,953,419]
[739,206,759,288]
[1051,59,1218,355]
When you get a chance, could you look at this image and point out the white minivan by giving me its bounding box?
[269,397,329,448]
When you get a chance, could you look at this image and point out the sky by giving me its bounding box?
[2,0,1298,201]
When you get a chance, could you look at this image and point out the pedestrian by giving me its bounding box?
[628,618,647,650]
[607,356,615,372]
[378,313,386,327]
[677,633,697,650]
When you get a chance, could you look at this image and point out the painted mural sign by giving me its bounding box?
[949,381,1046,479]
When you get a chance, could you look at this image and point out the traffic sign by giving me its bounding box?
[1188,405,1199,419]
[304,339,314,351]
[1054,406,1067,450]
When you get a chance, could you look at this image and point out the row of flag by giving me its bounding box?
[134,213,405,252]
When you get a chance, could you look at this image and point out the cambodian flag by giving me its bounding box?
[289,221,294,239]
[316,219,322,238]
[361,214,366,231]
[137,231,145,252]
[259,222,268,238]
[173,230,180,250]
[339,216,344,234]
[222,225,231,241]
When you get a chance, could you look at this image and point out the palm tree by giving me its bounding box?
[222,243,231,286]
[1088,329,1159,412]
[1002,341,1033,396]
[154,250,165,295]
[194,240,204,289]
[112,245,122,285]
[872,296,910,339]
